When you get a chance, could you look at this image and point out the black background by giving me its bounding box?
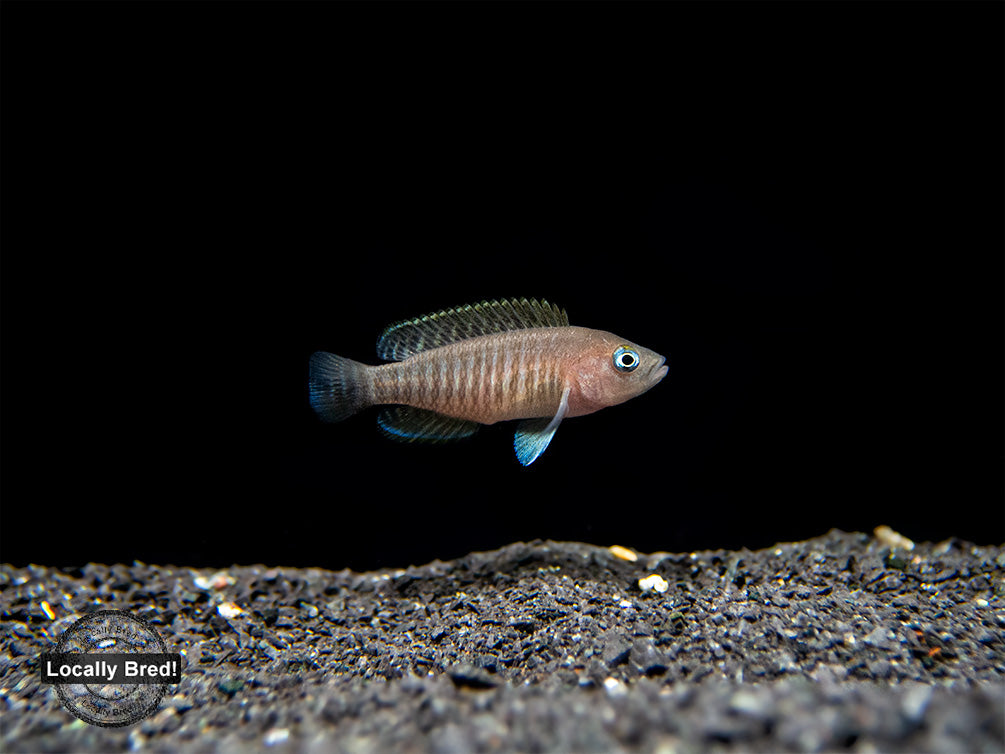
[2,2,1002,571]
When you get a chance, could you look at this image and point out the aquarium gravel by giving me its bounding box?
[2,529,1003,753]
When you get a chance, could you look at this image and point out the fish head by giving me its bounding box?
[569,329,669,415]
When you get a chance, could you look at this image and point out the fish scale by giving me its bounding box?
[369,332,565,424]
[309,297,667,465]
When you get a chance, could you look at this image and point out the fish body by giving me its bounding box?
[309,298,668,465]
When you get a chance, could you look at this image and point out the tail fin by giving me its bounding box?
[309,352,371,422]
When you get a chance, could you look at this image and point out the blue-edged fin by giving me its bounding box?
[309,352,371,422]
[377,406,480,443]
[514,387,571,466]
[377,298,569,361]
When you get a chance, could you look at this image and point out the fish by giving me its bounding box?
[309,298,668,465]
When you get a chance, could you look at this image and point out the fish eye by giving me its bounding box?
[613,346,640,373]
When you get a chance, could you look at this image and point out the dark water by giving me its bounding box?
[2,3,1002,570]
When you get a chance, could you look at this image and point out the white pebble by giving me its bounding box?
[901,685,932,722]
[603,677,627,696]
[263,728,290,746]
[217,602,243,619]
[194,571,235,590]
[638,574,669,593]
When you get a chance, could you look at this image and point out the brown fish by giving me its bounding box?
[309,298,668,465]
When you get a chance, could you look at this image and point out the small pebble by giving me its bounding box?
[447,664,498,689]
[874,525,915,551]
[729,689,769,717]
[194,571,236,590]
[128,730,146,751]
[639,574,669,593]
[217,602,243,619]
[603,677,627,696]
[901,684,932,722]
[263,727,290,746]
[609,545,638,562]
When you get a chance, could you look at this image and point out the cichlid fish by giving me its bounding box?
[309,298,668,465]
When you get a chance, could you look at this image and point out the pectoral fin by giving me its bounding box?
[514,387,571,466]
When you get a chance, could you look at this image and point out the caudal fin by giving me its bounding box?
[309,352,370,422]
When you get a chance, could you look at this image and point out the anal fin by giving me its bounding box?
[514,387,570,466]
[377,406,480,443]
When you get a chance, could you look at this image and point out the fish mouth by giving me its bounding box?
[649,356,669,385]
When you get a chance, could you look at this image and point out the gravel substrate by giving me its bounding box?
[2,529,1004,753]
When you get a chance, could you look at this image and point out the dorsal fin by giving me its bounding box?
[376,297,569,361]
